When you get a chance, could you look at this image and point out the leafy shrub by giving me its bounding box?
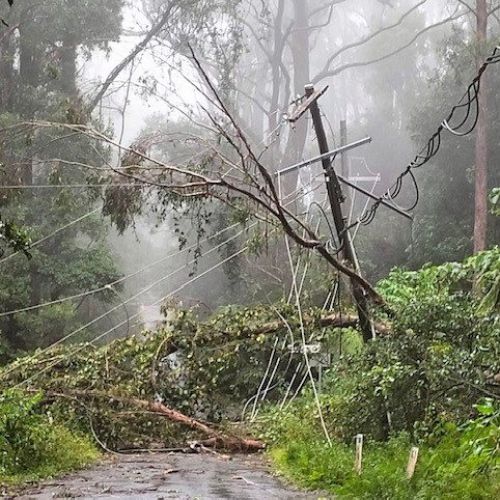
[0,390,98,484]
[311,249,500,441]
[259,250,499,498]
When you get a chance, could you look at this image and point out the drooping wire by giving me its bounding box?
[355,45,500,228]
[309,201,343,255]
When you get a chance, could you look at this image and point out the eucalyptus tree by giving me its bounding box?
[406,2,500,266]
[0,0,125,357]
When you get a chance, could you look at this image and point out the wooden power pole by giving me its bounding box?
[340,120,349,178]
[304,85,374,342]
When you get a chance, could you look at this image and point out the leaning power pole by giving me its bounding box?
[297,85,375,342]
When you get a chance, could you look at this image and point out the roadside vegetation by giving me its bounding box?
[266,408,499,499]
[0,391,98,486]
[1,247,498,494]
[257,247,500,498]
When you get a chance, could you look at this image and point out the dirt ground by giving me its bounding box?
[11,453,322,499]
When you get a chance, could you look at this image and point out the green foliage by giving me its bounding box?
[0,390,98,484]
[407,32,500,266]
[0,246,497,493]
[0,0,125,355]
[314,249,499,442]
[0,301,347,448]
[0,215,31,258]
[255,250,500,497]
[1,0,122,51]
[263,402,499,499]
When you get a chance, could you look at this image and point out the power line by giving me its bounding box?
[1,225,251,383]
[0,184,145,189]
[5,180,324,385]
[0,208,101,264]
[13,245,249,389]
[353,44,500,229]
[0,170,325,319]
[0,219,244,318]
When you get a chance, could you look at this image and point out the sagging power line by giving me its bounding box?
[351,44,500,229]
[3,180,325,383]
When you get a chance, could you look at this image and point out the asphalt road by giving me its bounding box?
[14,453,321,499]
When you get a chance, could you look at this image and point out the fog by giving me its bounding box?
[86,0,470,319]
[1,0,498,348]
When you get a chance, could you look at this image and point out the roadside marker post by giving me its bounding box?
[407,447,419,479]
[355,434,363,475]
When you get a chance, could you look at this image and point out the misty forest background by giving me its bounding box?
[0,0,499,496]
[0,0,498,356]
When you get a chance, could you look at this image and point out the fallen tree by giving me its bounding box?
[1,302,386,451]
[39,389,265,452]
[246,312,389,338]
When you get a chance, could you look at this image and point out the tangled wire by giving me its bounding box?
[349,45,500,230]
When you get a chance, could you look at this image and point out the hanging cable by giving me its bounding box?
[0,225,254,382]
[5,177,320,384]
[355,44,500,227]
[284,235,332,446]
[0,218,246,319]
[13,245,250,389]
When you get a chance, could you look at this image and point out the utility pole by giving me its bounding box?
[304,84,374,342]
[340,120,349,179]
[340,119,351,217]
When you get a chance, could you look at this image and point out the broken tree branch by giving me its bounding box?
[87,1,179,114]
[40,389,266,452]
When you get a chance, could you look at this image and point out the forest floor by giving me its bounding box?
[10,452,319,499]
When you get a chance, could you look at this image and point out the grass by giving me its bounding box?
[265,414,499,499]
[0,424,99,486]
[1,426,99,487]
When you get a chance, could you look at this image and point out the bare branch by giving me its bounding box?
[489,4,500,16]
[314,0,429,83]
[308,0,348,18]
[455,0,475,15]
[87,1,179,114]
[314,9,467,82]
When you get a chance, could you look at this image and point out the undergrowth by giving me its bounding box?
[0,390,99,486]
[262,399,499,499]
[258,249,500,499]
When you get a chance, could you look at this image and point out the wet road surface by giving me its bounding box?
[14,453,322,499]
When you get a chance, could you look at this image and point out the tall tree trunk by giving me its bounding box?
[267,0,286,166]
[0,32,15,112]
[473,0,488,253]
[60,34,78,97]
[19,28,40,89]
[19,28,41,306]
[280,0,311,195]
[249,63,267,143]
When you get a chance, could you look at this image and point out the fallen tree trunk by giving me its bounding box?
[243,312,390,338]
[318,312,390,336]
[197,437,266,453]
[40,389,266,453]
